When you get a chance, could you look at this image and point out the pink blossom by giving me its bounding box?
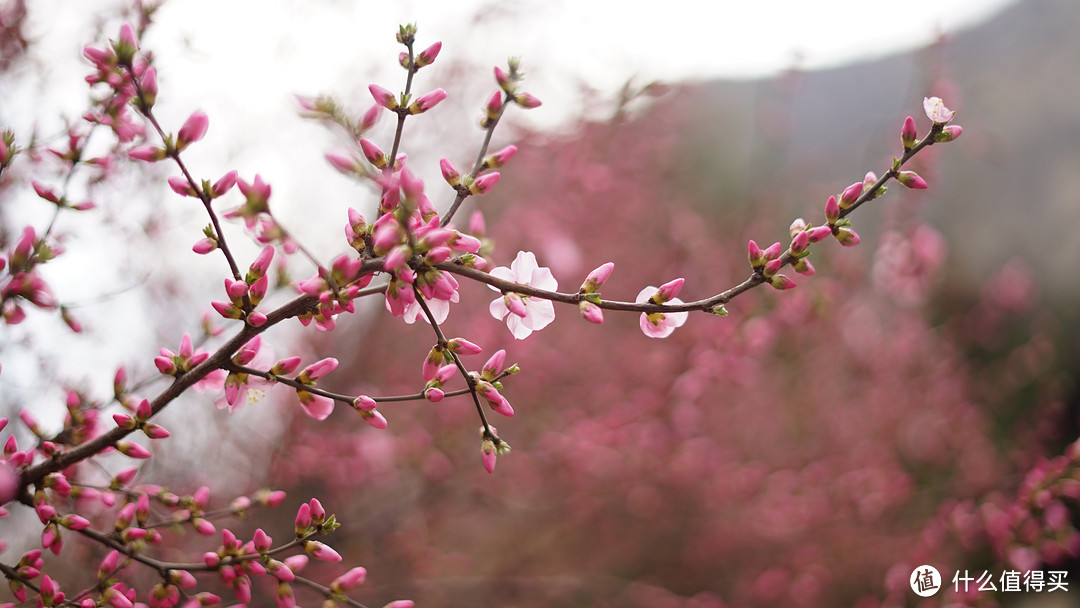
[488,251,558,339]
[636,286,689,339]
[923,96,954,123]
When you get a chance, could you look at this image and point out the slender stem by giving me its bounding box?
[441,97,512,228]
[412,286,494,437]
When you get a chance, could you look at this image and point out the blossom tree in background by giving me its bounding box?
[1,3,1072,608]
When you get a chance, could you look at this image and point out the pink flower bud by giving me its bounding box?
[331,567,368,592]
[361,409,388,429]
[113,413,136,429]
[901,115,917,149]
[177,110,209,148]
[579,300,603,324]
[483,144,517,169]
[824,195,840,224]
[439,158,461,187]
[295,502,311,534]
[140,67,158,106]
[503,293,527,318]
[581,262,614,292]
[769,274,797,290]
[748,239,764,267]
[408,88,447,114]
[192,237,217,254]
[128,145,164,162]
[793,258,815,276]
[117,23,138,50]
[482,350,506,379]
[368,84,398,110]
[192,485,210,509]
[167,176,198,198]
[211,170,237,197]
[300,358,338,381]
[468,172,500,195]
[32,181,60,203]
[513,92,542,108]
[806,226,832,243]
[935,124,962,142]
[447,337,482,356]
[863,171,878,190]
[655,278,684,303]
[484,90,503,119]
[359,139,386,169]
[494,66,513,92]
[308,498,326,524]
[763,258,784,277]
[360,104,380,131]
[839,181,863,208]
[115,440,151,459]
[416,41,442,67]
[143,424,169,439]
[790,230,809,254]
[897,171,928,189]
[762,241,783,260]
[833,226,861,247]
[482,441,497,474]
[304,541,342,562]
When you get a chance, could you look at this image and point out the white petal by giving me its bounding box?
[530,266,558,291]
[510,251,539,282]
[489,297,510,320]
[635,286,657,303]
[489,265,516,289]
[506,314,534,340]
[522,300,556,331]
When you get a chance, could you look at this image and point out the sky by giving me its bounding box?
[0,0,1019,425]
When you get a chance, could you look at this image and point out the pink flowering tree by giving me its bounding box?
[4,5,1066,608]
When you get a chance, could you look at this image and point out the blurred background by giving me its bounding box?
[2,0,1079,606]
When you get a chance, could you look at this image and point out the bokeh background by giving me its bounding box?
[2,0,1079,606]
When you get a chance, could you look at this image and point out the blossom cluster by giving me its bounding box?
[0,10,972,608]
